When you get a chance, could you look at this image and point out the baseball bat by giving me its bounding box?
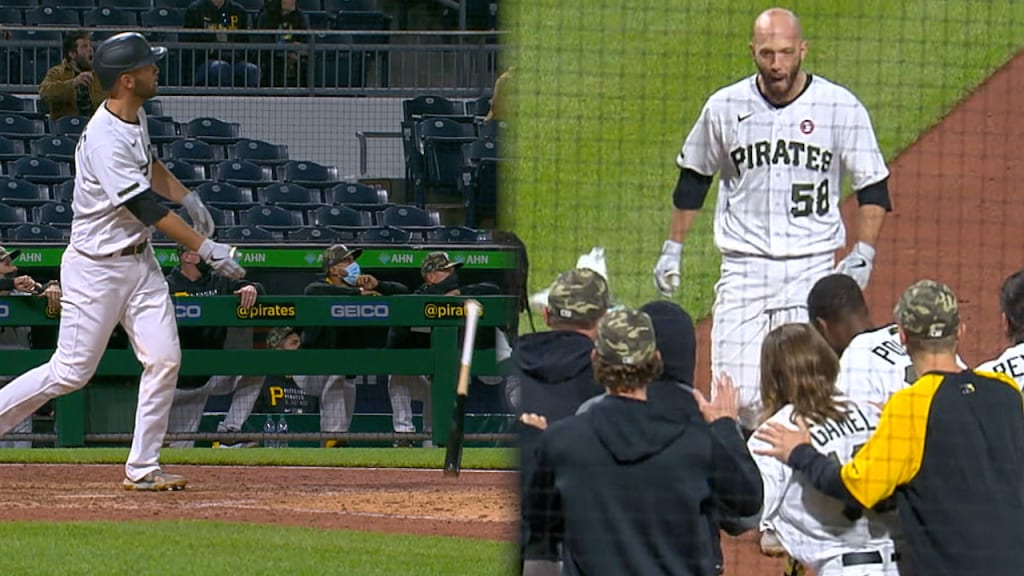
[443,299,483,478]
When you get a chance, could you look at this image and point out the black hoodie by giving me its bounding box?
[523,393,764,576]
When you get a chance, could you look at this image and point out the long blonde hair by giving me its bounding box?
[759,323,847,426]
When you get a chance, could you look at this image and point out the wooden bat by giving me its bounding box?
[443,299,483,477]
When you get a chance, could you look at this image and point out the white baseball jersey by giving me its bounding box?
[70,103,154,257]
[976,342,1024,387]
[677,74,889,257]
[748,399,899,572]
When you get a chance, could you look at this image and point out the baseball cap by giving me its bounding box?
[323,244,363,269]
[266,327,298,349]
[894,279,960,339]
[595,307,658,366]
[421,251,463,275]
[547,268,611,323]
[0,246,21,262]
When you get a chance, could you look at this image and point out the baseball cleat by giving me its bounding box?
[122,469,188,491]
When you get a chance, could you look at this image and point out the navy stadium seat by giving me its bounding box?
[310,204,370,228]
[142,99,163,116]
[30,136,77,163]
[418,117,477,199]
[182,117,241,144]
[54,180,76,203]
[0,93,37,117]
[239,205,303,230]
[260,183,319,208]
[0,202,27,226]
[425,226,490,244]
[162,159,205,186]
[324,0,378,12]
[296,0,322,12]
[286,227,345,243]
[34,202,73,227]
[146,117,179,145]
[0,177,49,207]
[0,114,46,142]
[10,157,71,185]
[217,225,276,243]
[84,6,139,28]
[380,204,437,229]
[464,95,492,118]
[0,136,25,163]
[194,181,254,209]
[403,95,464,122]
[324,182,387,206]
[0,0,35,8]
[478,119,507,141]
[99,0,156,9]
[0,8,22,25]
[176,205,234,228]
[6,223,65,242]
[212,160,274,188]
[229,139,289,165]
[25,6,82,26]
[167,138,222,169]
[359,226,410,244]
[51,115,89,139]
[140,7,184,27]
[281,160,340,189]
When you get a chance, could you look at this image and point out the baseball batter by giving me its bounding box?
[653,8,892,429]
[0,32,244,490]
[747,324,901,576]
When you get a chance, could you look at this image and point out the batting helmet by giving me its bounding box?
[93,32,166,91]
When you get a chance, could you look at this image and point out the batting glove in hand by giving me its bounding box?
[834,241,875,289]
[198,239,246,280]
[653,240,683,297]
[181,191,216,238]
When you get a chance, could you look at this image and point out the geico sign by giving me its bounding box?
[330,303,390,319]
[0,304,9,319]
[175,304,202,319]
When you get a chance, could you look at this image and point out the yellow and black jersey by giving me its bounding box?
[791,369,1024,575]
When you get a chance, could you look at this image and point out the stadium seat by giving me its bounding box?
[0,0,34,8]
[0,177,49,207]
[152,0,183,8]
[212,160,275,189]
[281,160,340,190]
[140,7,184,28]
[359,226,410,244]
[0,92,37,117]
[217,225,276,243]
[0,114,46,143]
[11,46,62,86]
[310,204,371,228]
[0,8,22,25]
[286,227,346,243]
[194,181,254,210]
[311,42,366,89]
[463,141,499,227]
[142,99,163,116]
[182,117,242,144]
[99,0,156,10]
[167,138,222,169]
[305,11,332,29]
[0,136,25,163]
[324,0,379,12]
[403,95,464,123]
[232,0,263,10]
[7,29,62,43]
[419,117,477,198]
[10,157,71,185]
[296,0,322,12]
[146,116,179,145]
[425,226,491,244]
[30,136,77,163]
[6,223,64,242]
[229,139,289,166]
[465,95,492,118]
[161,159,205,187]
[34,202,73,227]
[51,115,89,139]
[25,6,82,26]
[0,202,27,226]
[239,205,303,230]
[84,7,139,28]
[54,180,75,203]
[478,119,507,141]
[176,205,234,228]
[380,204,438,229]
[324,182,387,206]
[261,183,319,208]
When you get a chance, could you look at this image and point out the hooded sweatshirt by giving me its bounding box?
[523,393,764,576]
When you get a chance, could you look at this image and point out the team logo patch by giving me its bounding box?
[800,119,815,134]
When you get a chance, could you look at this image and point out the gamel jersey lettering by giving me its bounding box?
[70,104,154,257]
[747,399,898,571]
[677,74,888,257]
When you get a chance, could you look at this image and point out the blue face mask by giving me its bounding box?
[344,262,361,285]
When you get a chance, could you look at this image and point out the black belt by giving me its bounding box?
[108,240,149,258]
[841,551,899,566]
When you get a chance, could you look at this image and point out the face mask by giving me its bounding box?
[196,260,212,276]
[344,262,361,285]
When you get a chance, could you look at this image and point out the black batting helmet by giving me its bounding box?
[93,32,166,91]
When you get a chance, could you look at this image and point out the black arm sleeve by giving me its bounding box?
[855,177,892,211]
[123,189,171,226]
[788,444,865,508]
[707,418,765,517]
[522,439,564,562]
[672,168,714,210]
[0,278,14,292]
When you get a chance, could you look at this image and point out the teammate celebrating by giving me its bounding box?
[0,32,244,491]
[747,324,902,576]
[652,7,892,430]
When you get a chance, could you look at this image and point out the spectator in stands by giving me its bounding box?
[38,30,104,122]
[484,65,514,122]
[386,252,499,447]
[184,0,261,87]
[255,0,310,88]
[0,246,62,448]
[166,244,265,448]
[301,244,409,447]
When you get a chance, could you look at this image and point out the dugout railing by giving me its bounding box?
[0,294,518,448]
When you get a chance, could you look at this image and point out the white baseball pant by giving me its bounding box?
[0,245,180,481]
[167,375,263,448]
[388,375,431,433]
[1,367,36,449]
[710,251,834,430]
[293,375,356,432]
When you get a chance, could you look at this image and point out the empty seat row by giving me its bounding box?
[0,0,379,13]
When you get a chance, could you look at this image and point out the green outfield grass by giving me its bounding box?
[0,447,517,469]
[503,0,1024,322]
[0,521,517,576]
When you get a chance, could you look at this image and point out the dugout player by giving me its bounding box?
[976,268,1024,383]
[652,7,892,431]
[747,324,902,576]
[754,280,1024,576]
[0,33,245,491]
[522,307,762,576]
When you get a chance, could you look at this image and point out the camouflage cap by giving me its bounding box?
[0,246,20,262]
[421,251,463,275]
[266,326,298,349]
[595,307,658,366]
[323,244,363,269]
[547,268,611,323]
[894,280,960,339]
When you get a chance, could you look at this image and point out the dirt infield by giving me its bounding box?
[698,51,1024,576]
[0,464,517,542]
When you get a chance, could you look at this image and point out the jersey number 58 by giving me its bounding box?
[791,180,830,217]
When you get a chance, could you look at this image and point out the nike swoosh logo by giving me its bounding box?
[850,261,867,269]
[737,112,754,123]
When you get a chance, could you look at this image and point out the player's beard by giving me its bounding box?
[135,81,158,101]
[760,60,803,103]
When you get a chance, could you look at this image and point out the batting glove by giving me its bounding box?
[834,241,875,289]
[653,240,683,297]
[198,239,246,280]
[181,191,216,238]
